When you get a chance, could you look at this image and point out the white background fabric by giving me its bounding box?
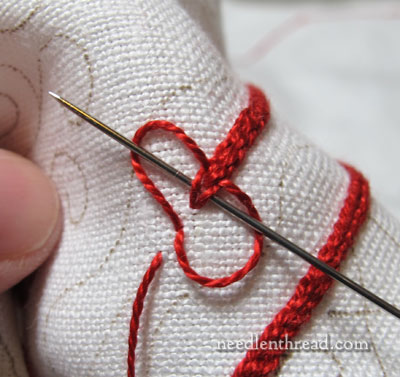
[223,0,400,220]
[0,1,399,376]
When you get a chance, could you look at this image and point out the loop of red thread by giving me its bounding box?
[232,163,370,377]
[130,85,270,288]
[127,251,162,377]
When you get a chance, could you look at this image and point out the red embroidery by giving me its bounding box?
[127,252,162,377]
[232,164,369,377]
[130,85,269,287]
[126,85,369,376]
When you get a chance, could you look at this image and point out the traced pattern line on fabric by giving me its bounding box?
[43,194,132,325]
[0,1,41,34]
[159,84,193,109]
[355,264,388,377]
[0,92,19,140]
[0,64,39,98]
[95,298,131,360]
[0,331,20,377]
[33,33,95,373]
[0,63,42,150]
[95,238,166,364]
[369,216,400,249]
[327,308,378,319]
[273,348,344,377]
[39,34,94,127]
[49,151,89,225]
[232,163,370,377]
[324,246,385,377]
[330,352,345,377]
[277,144,311,229]
[273,352,294,377]
[365,322,388,377]
[42,172,135,369]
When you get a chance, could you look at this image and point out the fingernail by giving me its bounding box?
[0,149,60,260]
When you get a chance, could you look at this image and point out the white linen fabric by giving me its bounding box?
[223,0,400,220]
[0,1,399,376]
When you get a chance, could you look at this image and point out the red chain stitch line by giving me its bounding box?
[232,163,370,377]
[130,85,270,288]
[189,85,271,209]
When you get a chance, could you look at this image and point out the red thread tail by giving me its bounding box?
[127,252,162,377]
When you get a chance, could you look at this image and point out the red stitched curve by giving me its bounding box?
[232,163,370,377]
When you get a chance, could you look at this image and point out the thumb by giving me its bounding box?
[0,149,61,293]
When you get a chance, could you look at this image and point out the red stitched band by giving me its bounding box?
[232,163,370,377]
[190,85,270,209]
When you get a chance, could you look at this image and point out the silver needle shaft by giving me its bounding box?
[49,91,400,320]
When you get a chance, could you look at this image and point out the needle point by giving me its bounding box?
[50,93,400,320]
[48,91,61,101]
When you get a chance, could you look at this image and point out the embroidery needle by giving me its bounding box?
[49,91,400,320]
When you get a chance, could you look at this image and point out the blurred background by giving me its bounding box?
[222,0,400,219]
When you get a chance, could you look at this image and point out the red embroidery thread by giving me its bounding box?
[130,85,269,287]
[126,85,370,376]
[232,164,369,377]
[127,252,162,377]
